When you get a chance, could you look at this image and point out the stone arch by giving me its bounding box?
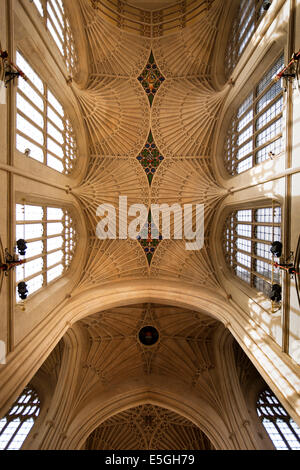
[63,376,231,450]
[0,280,299,431]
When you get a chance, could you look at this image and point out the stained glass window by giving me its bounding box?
[16,52,77,174]
[137,131,164,184]
[0,386,40,450]
[138,51,165,106]
[223,205,281,295]
[31,0,77,75]
[225,0,267,77]
[224,54,284,175]
[257,389,300,450]
[15,203,76,300]
[137,211,162,265]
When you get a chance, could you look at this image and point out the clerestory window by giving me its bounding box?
[0,386,40,450]
[224,54,284,175]
[16,52,77,174]
[223,205,282,295]
[15,203,76,301]
[225,0,267,78]
[32,0,77,74]
[257,389,300,450]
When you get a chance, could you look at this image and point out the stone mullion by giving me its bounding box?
[4,420,24,450]
[62,113,67,175]
[286,420,299,442]
[0,388,40,450]
[232,215,238,271]
[46,1,63,47]
[251,90,256,169]
[42,206,47,288]
[231,96,254,172]
[253,112,283,155]
[258,391,300,449]
[237,15,255,55]
[51,0,65,34]
[250,210,256,288]
[227,42,284,176]
[62,210,67,271]
[232,116,240,172]
[255,0,265,23]
[47,94,74,175]
[41,0,47,26]
[232,215,251,284]
[224,207,281,289]
[43,83,48,167]
[59,3,69,66]
[272,420,292,449]
[236,0,253,38]
[14,205,75,294]
[236,0,266,58]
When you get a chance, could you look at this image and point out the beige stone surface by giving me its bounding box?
[0,0,299,451]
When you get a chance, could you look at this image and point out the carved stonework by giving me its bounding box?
[152,1,224,78]
[151,79,229,158]
[71,3,230,282]
[85,404,215,450]
[77,303,218,390]
[85,0,223,39]
[79,0,150,74]
[76,77,150,157]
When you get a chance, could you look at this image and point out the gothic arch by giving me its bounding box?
[58,377,231,450]
[27,323,267,450]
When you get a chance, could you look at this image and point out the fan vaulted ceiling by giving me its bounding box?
[126,0,176,10]
[78,303,219,384]
[71,0,229,294]
[85,403,215,450]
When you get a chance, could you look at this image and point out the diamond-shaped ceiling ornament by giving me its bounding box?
[137,131,164,185]
[137,211,162,265]
[138,51,165,106]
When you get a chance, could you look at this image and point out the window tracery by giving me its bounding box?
[15,203,76,300]
[0,386,40,450]
[225,0,267,78]
[223,205,282,295]
[16,51,77,174]
[224,54,284,175]
[32,0,77,75]
[257,389,300,450]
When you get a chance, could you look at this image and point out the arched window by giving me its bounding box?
[223,205,281,295]
[32,0,77,74]
[16,51,77,174]
[257,389,300,450]
[225,0,267,78]
[224,54,284,176]
[15,203,76,300]
[0,386,40,450]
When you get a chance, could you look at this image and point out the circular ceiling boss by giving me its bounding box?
[138,326,159,346]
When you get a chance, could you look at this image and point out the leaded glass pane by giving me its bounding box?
[15,204,76,300]
[16,52,77,174]
[0,387,40,451]
[257,55,285,96]
[223,207,281,294]
[225,1,267,77]
[257,390,300,450]
[224,54,284,175]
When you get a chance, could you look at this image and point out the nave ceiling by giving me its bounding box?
[69,0,230,293]
[85,403,215,450]
[2,0,300,451]
[29,302,265,450]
